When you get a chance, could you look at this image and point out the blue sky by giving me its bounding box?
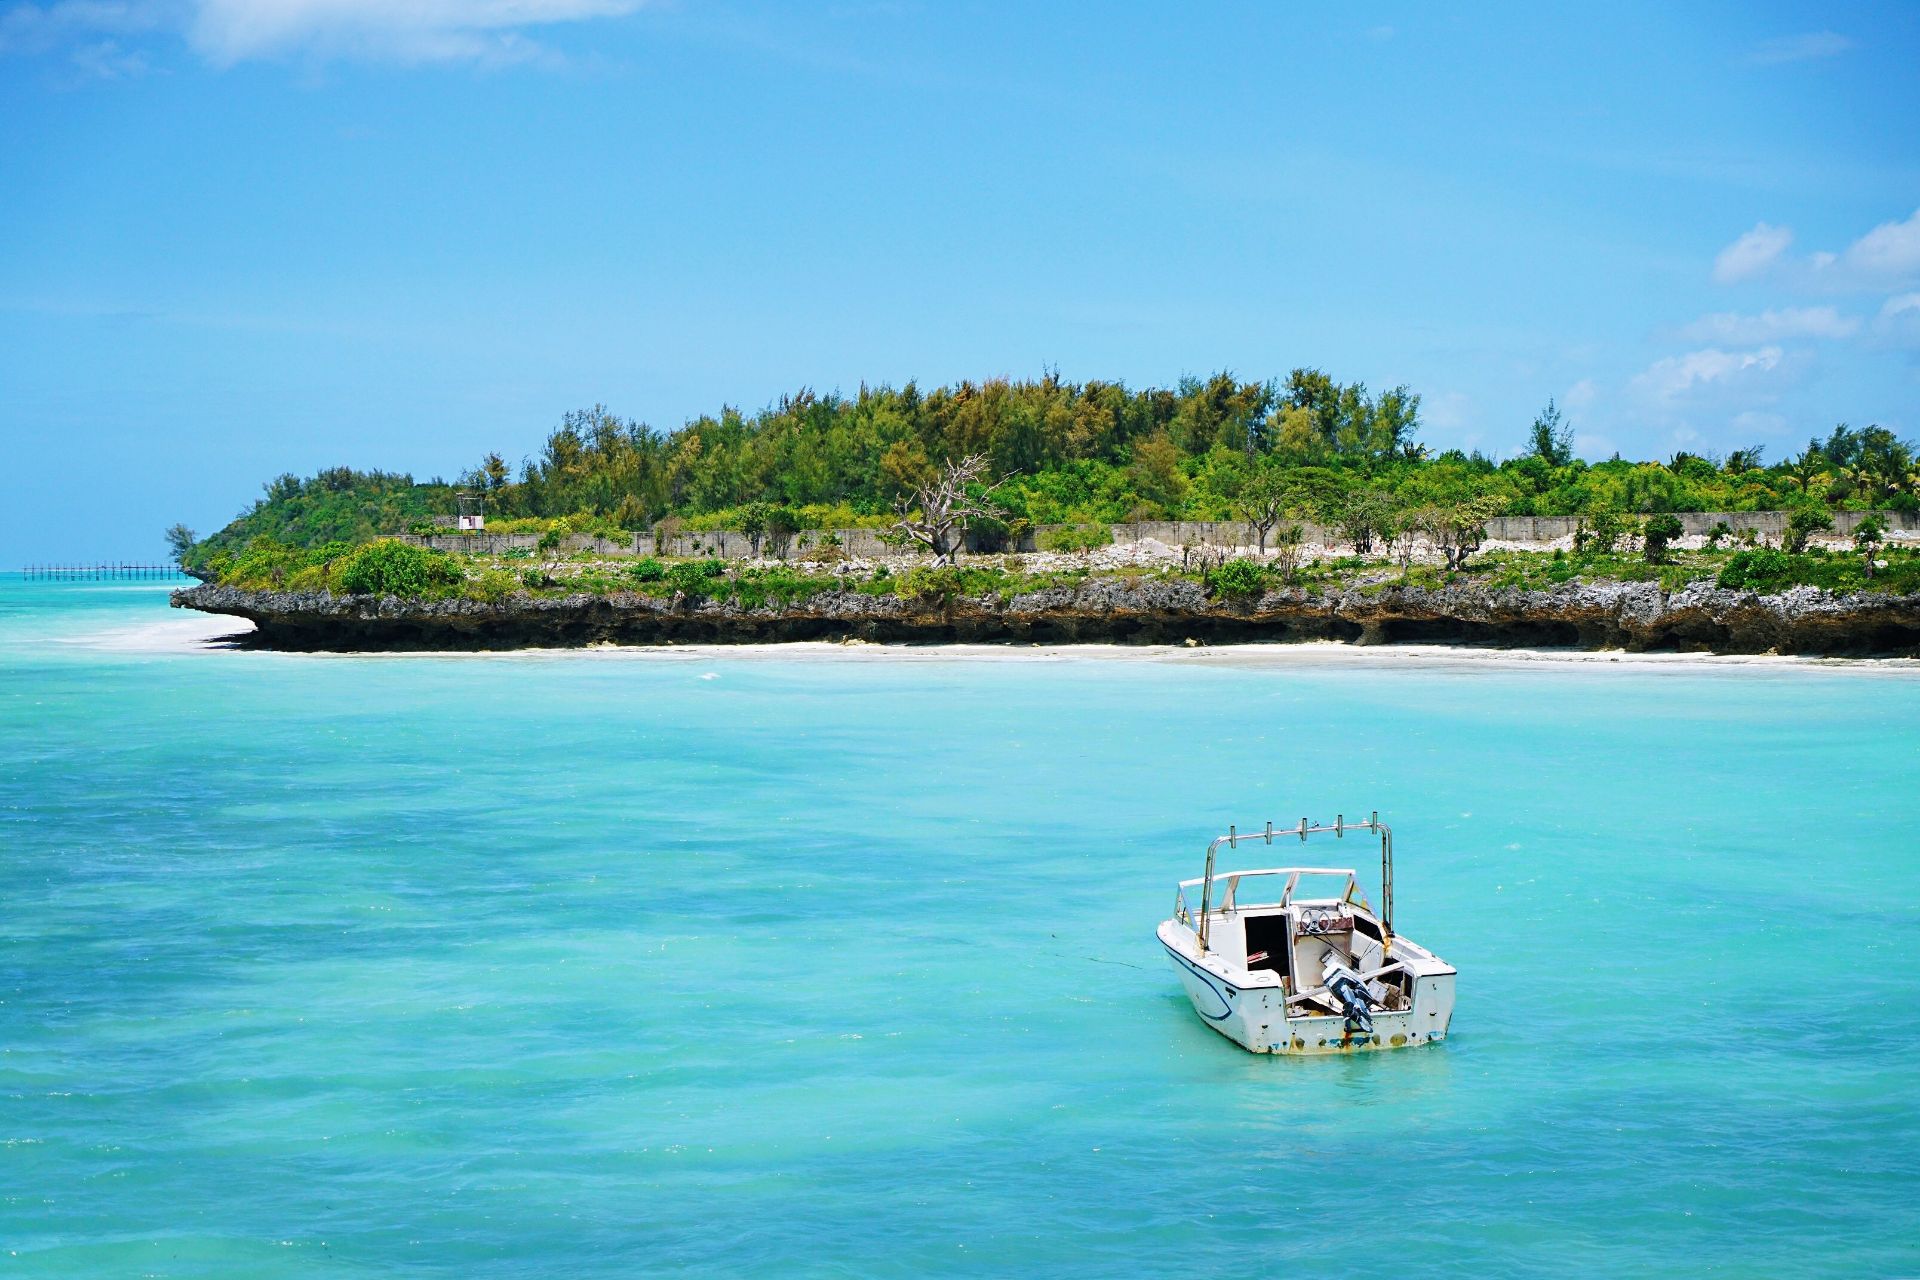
[3,1,1918,560]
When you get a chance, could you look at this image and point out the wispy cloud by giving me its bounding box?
[1630,346,1784,403]
[0,0,175,77]
[1677,305,1857,343]
[1749,30,1854,66]
[1877,292,1920,349]
[189,0,645,66]
[1710,207,1920,293]
[1712,222,1791,284]
[0,0,646,68]
[1834,206,1920,288]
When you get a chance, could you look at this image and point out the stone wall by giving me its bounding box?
[395,508,1920,560]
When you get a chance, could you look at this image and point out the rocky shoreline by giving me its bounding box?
[172,578,1920,656]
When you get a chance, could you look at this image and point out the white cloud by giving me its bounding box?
[1562,378,1598,411]
[1876,292,1920,348]
[0,0,644,66]
[1677,305,1858,343]
[1749,31,1854,65]
[1837,206,1920,287]
[0,1,165,51]
[1630,346,1783,403]
[189,0,643,64]
[1712,222,1792,284]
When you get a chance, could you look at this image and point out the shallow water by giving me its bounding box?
[4,578,1917,1277]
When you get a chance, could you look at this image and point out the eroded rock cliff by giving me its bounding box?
[172,578,1920,655]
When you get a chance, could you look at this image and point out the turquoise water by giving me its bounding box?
[4,578,1918,1277]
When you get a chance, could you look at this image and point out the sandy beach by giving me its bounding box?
[77,608,1920,676]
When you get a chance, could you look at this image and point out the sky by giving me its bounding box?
[3,1,1919,560]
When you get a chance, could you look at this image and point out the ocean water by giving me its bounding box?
[4,577,1918,1277]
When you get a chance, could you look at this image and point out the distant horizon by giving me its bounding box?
[5,2,1918,560]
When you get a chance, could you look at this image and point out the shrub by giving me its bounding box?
[338,540,464,597]
[666,558,727,597]
[628,557,667,582]
[1783,508,1834,554]
[1038,523,1114,553]
[651,516,687,556]
[1643,513,1684,563]
[728,566,837,609]
[765,506,802,558]
[1703,520,1734,550]
[894,565,965,603]
[1716,549,1800,593]
[223,536,306,588]
[1575,509,1631,555]
[536,519,573,557]
[466,569,520,602]
[1207,558,1270,600]
[964,514,1033,553]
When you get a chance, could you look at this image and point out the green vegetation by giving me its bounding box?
[1037,523,1114,553]
[1643,513,1683,563]
[200,528,1920,607]
[182,375,1920,573]
[1206,558,1271,600]
[337,541,464,597]
[190,469,454,568]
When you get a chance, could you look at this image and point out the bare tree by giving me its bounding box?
[1271,522,1307,582]
[893,454,1009,565]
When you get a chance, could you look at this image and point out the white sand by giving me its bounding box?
[54,611,256,654]
[73,605,1918,675]
[187,635,1920,677]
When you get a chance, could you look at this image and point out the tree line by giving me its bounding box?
[186,371,1918,562]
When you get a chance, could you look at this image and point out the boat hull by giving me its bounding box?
[1159,923,1455,1055]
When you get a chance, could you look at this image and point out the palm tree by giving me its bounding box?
[1785,445,1825,495]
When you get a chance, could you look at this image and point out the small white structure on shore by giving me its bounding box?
[456,491,486,532]
[1158,814,1456,1054]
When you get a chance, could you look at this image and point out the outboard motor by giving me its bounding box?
[1321,951,1375,1036]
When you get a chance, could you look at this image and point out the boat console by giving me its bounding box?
[1158,814,1456,1054]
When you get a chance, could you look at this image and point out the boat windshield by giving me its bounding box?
[1174,867,1366,923]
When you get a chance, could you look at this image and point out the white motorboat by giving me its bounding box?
[1157,814,1456,1054]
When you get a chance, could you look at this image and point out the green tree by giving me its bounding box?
[164,523,197,565]
[1332,488,1394,555]
[1127,434,1188,516]
[1643,513,1683,563]
[1527,399,1575,468]
[1782,508,1833,554]
[1854,515,1885,579]
[1422,495,1502,571]
[1234,460,1291,554]
[741,501,771,555]
[765,506,801,558]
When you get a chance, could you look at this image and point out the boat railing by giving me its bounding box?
[1193,815,1394,955]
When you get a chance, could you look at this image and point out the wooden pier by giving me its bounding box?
[20,563,191,581]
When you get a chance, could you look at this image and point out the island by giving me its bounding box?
[170,372,1920,656]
